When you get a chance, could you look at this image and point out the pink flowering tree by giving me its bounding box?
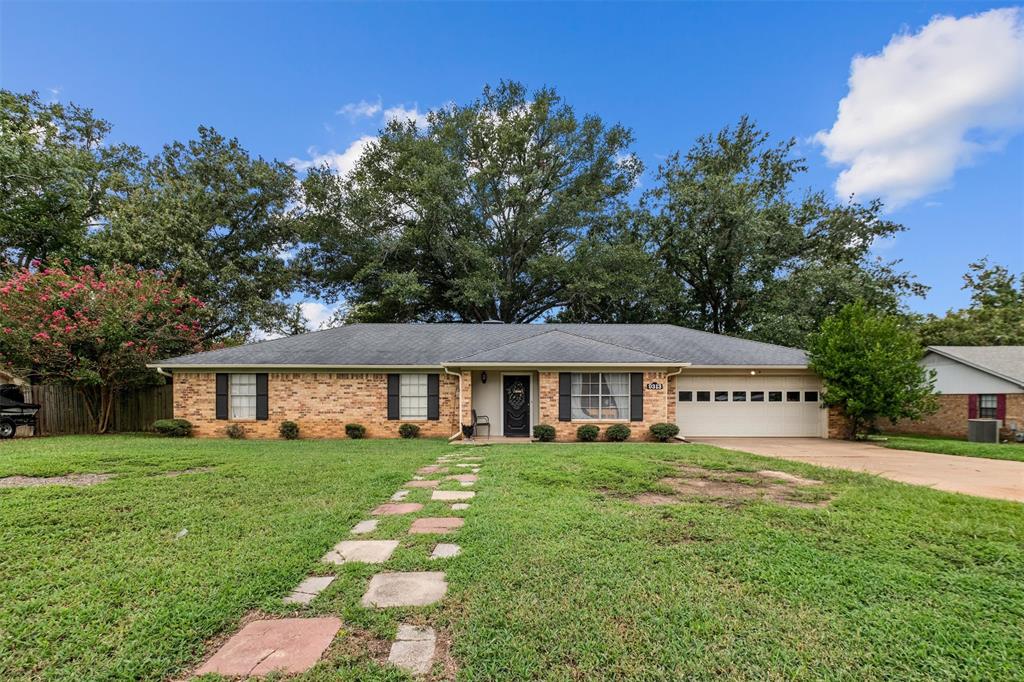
[0,261,208,432]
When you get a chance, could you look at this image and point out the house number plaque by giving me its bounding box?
[646,382,663,390]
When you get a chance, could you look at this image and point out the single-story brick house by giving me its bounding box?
[151,323,839,440]
[889,345,1024,440]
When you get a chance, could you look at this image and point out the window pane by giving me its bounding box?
[769,391,782,402]
[229,374,257,419]
[786,391,801,402]
[804,391,818,402]
[572,372,629,419]
[714,391,729,402]
[679,391,692,402]
[400,374,428,419]
[733,391,746,402]
[979,394,998,418]
[751,391,764,402]
[696,391,710,402]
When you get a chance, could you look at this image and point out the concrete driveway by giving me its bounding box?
[692,438,1024,503]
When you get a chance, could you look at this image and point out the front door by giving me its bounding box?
[503,375,531,437]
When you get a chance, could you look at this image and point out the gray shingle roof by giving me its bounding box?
[155,323,808,368]
[927,346,1024,387]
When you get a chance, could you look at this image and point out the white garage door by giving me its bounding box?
[675,375,824,437]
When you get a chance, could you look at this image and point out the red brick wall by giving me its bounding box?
[887,393,1024,440]
[536,370,674,441]
[173,371,459,439]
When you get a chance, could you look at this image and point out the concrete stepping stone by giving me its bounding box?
[417,465,445,474]
[361,572,448,607]
[446,474,478,483]
[412,475,425,480]
[432,490,475,502]
[430,543,461,559]
[405,480,440,488]
[283,575,335,604]
[388,624,437,676]
[409,517,464,534]
[451,503,469,511]
[351,519,378,535]
[462,456,484,461]
[455,463,474,468]
[323,540,399,564]
[195,617,341,676]
[391,490,410,501]
[373,502,423,515]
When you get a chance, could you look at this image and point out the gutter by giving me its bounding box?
[153,366,172,378]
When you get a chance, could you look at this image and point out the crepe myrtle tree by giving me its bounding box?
[0,261,207,433]
[807,301,937,439]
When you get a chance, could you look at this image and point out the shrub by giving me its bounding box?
[576,424,600,442]
[649,422,680,442]
[279,420,299,440]
[153,418,192,438]
[605,424,631,442]
[225,423,246,439]
[399,423,420,439]
[345,423,366,439]
[532,424,556,442]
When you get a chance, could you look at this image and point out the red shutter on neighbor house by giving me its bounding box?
[968,394,978,419]
[997,394,1007,420]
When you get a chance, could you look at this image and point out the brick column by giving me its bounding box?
[459,371,473,428]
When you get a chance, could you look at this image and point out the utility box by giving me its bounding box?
[967,419,999,443]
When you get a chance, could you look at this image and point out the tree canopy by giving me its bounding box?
[296,81,641,322]
[917,259,1024,346]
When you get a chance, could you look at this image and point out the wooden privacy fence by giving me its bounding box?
[26,384,173,435]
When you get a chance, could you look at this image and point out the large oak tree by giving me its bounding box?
[296,81,641,322]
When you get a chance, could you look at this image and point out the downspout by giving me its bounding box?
[666,365,688,441]
[443,366,464,441]
[154,366,172,378]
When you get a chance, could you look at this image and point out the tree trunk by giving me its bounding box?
[97,386,116,434]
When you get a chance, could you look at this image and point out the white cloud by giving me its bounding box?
[336,98,382,121]
[816,8,1024,208]
[299,301,344,330]
[287,135,377,176]
[383,104,429,128]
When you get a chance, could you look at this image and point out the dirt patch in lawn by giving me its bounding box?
[626,464,831,509]
[0,473,113,488]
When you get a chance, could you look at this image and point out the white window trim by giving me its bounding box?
[570,372,631,422]
[229,373,257,421]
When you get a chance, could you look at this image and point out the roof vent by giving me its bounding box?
[482,319,505,324]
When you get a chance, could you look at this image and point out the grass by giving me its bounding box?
[0,436,1021,681]
[878,433,1024,462]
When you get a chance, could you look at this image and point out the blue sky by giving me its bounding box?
[2,1,1022,321]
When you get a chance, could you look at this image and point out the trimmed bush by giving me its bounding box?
[649,422,680,442]
[345,423,366,439]
[225,423,246,439]
[605,423,631,442]
[279,420,299,440]
[532,424,556,442]
[152,418,192,438]
[399,423,420,439]
[576,424,600,442]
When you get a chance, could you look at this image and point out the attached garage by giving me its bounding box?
[676,372,825,437]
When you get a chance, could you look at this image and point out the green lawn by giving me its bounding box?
[879,433,1024,462]
[1,436,1021,681]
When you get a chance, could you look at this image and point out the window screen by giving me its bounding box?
[229,374,257,420]
[571,373,630,420]
[400,374,428,419]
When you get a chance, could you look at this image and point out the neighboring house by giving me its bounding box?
[889,346,1024,439]
[151,323,838,441]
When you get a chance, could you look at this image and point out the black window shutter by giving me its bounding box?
[387,374,400,420]
[558,373,571,421]
[427,374,440,420]
[256,373,269,421]
[215,373,228,420]
[630,372,644,422]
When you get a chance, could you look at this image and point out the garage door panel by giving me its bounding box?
[676,375,823,437]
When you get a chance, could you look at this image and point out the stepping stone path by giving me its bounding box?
[372,502,423,515]
[351,519,378,534]
[430,543,461,559]
[388,624,437,676]
[197,450,486,678]
[283,575,335,604]
[362,571,448,607]
[196,617,341,676]
[323,540,399,564]
[432,490,475,501]
[409,517,464,534]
